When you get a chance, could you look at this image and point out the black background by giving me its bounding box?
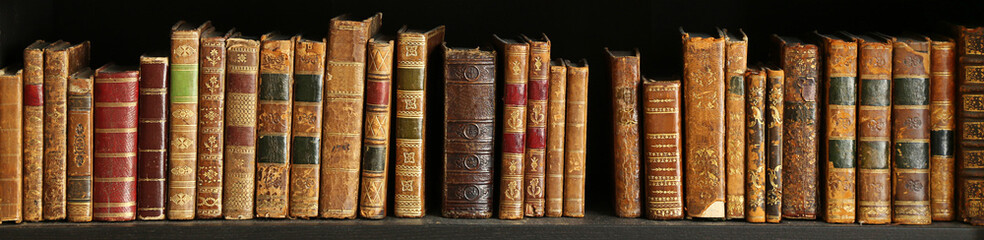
[1,0,983,217]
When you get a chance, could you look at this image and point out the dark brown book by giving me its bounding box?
[494,35,528,220]
[817,32,858,224]
[289,36,326,219]
[66,68,93,222]
[956,25,984,226]
[765,67,784,223]
[744,68,766,223]
[0,68,23,223]
[168,21,212,220]
[724,30,747,219]
[360,36,393,219]
[43,40,90,220]
[774,35,819,220]
[256,32,294,219]
[223,36,260,220]
[545,60,567,217]
[196,29,235,219]
[930,35,956,221]
[137,54,169,220]
[854,34,893,224]
[22,41,48,222]
[892,35,932,225]
[522,34,550,217]
[642,78,683,220]
[682,29,726,219]
[607,48,642,218]
[564,59,589,218]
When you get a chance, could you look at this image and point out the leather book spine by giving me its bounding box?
[856,38,893,224]
[779,40,819,219]
[523,38,550,217]
[442,46,496,218]
[643,79,683,220]
[563,61,588,217]
[289,38,326,219]
[498,41,529,220]
[765,68,784,223]
[360,39,393,219]
[957,26,984,225]
[256,35,293,218]
[610,50,641,218]
[196,34,228,219]
[66,69,93,222]
[223,38,260,220]
[168,23,209,220]
[0,69,23,223]
[44,41,90,220]
[137,55,168,220]
[725,35,747,219]
[744,69,766,223]
[892,39,932,225]
[682,34,726,219]
[545,62,566,217]
[23,42,46,222]
[821,36,858,223]
[92,66,139,222]
[930,38,956,221]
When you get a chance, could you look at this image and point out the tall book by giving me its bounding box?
[930,35,956,221]
[545,59,567,217]
[495,35,529,220]
[642,78,683,220]
[43,40,90,220]
[564,59,589,218]
[168,21,212,220]
[393,26,445,218]
[681,29,726,219]
[892,35,932,225]
[23,41,49,222]
[956,25,984,226]
[223,36,260,220]
[197,29,235,219]
[360,36,394,219]
[320,13,381,219]
[854,34,893,224]
[442,45,496,219]
[523,34,550,217]
[92,64,139,222]
[0,68,23,223]
[289,36,326,219]
[817,32,858,224]
[66,68,93,222]
[764,67,784,223]
[744,68,767,223]
[724,30,747,219]
[607,48,642,218]
[137,54,169,220]
[256,32,294,218]
[774,35,820,219]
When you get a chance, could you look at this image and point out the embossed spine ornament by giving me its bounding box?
[23,40,48,222]
[256,33,294,218]
[196,29,234,219]
[442,45,496,218]
[855,35,893,224]
[360,36,393,219]
[320,13,381,219]
[724,30,747,219]
[774,35,819,219]
[681,30,726,219]
[523,34,550,217]
[394,25,444,218]
[66,68,93,222]
[929,36,956,221]
[892,36,932,225]
[744,68,766,223]
[564,60,589,217]
[764,67,784,223]
[168,21,212,220]
[92,65,140,222]
[0,68,23,223]
[137,54,169,220]
[818,32,858,224]
[607,48,642,218]
[289,36,326,219]
[545,60,567,217]
[495,35,529,220]
[956,25,984,226]
[223,36,260,220]
[643,78,683,220]
[43,40,90,220]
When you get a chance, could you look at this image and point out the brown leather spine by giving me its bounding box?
[223,37,260,220]
[43,41,90,221]
[765,68,784,223]
[137,54,169,220]
[856,36,893,224]
[957,25,984,226]
[495,36,528,220]
[744,69,766,223]
[360,37,393,219]
[564,60,588,218]
[66,68,93,222]
[930,37,956,221]
[0,68,23,223]
[643,78,683,220]
[608,48,641,218]
[168,21,212,220]
[523,35,550,217]
[545,60,566,217]
[289,37,326,219]
[725,31,747,219]
[892,37,932,225]
[775,35,820,219]
[819,33,858,224]
[255,33,294,219]
[22,41,47,222]
[682,31,726,219]
[196,30,233,219]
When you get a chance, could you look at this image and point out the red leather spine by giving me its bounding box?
[137,55,168,220]
[92,65,139,221]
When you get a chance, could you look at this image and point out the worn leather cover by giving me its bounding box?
[930,36,956,221]
[223,37,260,220]
[495,35,529,220]
[137,54,168,220]
[724,31,747,219]
[256,33,294,219]
[360,37,393,219]
[522,35,550,217]
[289,36,326,219]
[442,45,496,219]
[564,60,588,218]
[855,35,893,224]
[956,25,984,226]
[545,60,566,217]
[818,33,858,224]
[393,26,444,218]
[321,13,381,219]
[765,67,784,223]
[774,35,819,219]
[168,21,212,220]
[92,65,139,222]
[682,30,726,219]
[744,68,766,223]
[892,36,932,225]
[66,68,93,222]
[196,29,234,219]
[643,78,683,220]
[607,48,641,218]
[22,41,48,222]
[43,40,90,220]
[0,68,23,223]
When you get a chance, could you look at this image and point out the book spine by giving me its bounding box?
[442,47,496,219]
[744,70,766,223]
[394,33,429,218]
[66,71,93,222]
[611,52,642,218]
[168,29,202,220]
[780,43,820,219]
[643,80,683,220]
[725,38,747,219]
[930,39,956,221]
[223,38,259,220]
[289,39,326,219]
[683,36,726,219]
[545,64,567,217]
[499,43,528,220]
[957,26,984,226]
[857,40,893,224]
[822,38,858,223]
[43,48,69,220]
[256,37,293,218]
[523,40,549,217]
[765,68,784,223]
[137,56,168,220]
[360,39,393,219]
[23,47,45,222]
[0,70,23,223]
[563,63,588,218]
[892,40,932,225]
[196,36,227,219]
[93,68,139,221]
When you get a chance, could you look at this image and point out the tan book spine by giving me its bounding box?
[22,40,47,222]
[43,41,90,220]
[930,37,956,221]
[288,37,326,219]
[682,30,726,219]
[66,68,93,222]
[725,31,748,219]
[495,36,529,220]
[643,78,684,220]
[359,37,394,219]
[255,33,294,219]
[168,21,212,220]
[608,48,642,218]
[196,31,232,219]
[544,60,566,217]
[222,37,260,220]
[0,68,23,223]
[563,60,588,218]
[744,69,767,223]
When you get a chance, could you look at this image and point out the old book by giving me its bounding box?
[522,34,550,217]
[442,45,496,219]
[744,68,766,223]
[642,78,683,220]
[930,35,956,221]
[817,32,858,224]
[256,32,294,219]
[92,64,139,222]
[66,68,93,222]
[137,54,169,220]
[682,29,726,219]
[22,41,48,222]
[223,36,260,220]
[892,35,932,225]
[564,59,589,218]
[360,36,393,219]
[545,59,566,217]
[854,34,893,224]
[774,35,820,219]
[43,40,91,220]
[168,21,212,220]
[196,29,235,219]
[289,36,326,219]
[320,13,381,219]
[956,25,984,226]
[0,68,23,223]
[724,30,747,219]
[765,67,784,223]
[393,25,445,218]
[494,35,529,220]
[607,48,642,218]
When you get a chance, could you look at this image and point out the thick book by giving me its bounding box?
[564,59,589,218]
[607,48,642,218]
[494,35,529,220]
[289,36,326,219]
[442,45,496,219]
[66,68,93,222]
[854,34,893,224]
[168,21,212,220]
[43,40,90,220]
[393,25,445,218]
[196,29,235,219]
[137,54,168,220]
[256,32,294,219]
[681,29,726,219]
[892,35,932,225]
[92,64,139,222]
[223,36,260,220]
[360,36,393,219]
[930,35,957,221]
[744,68,766,223]
[320,13,381,219]
[0,68,23,223]
[956,25,984,226]
[724,30,747,219]
[22,40,48,222]
[545,59,567,217]
[818,32,858,224]
[523,34,550,217]
[765,67,784,223]
[774,35,819,220]
[642,78,684,220]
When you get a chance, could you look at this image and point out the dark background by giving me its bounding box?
[1,0,982,217]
